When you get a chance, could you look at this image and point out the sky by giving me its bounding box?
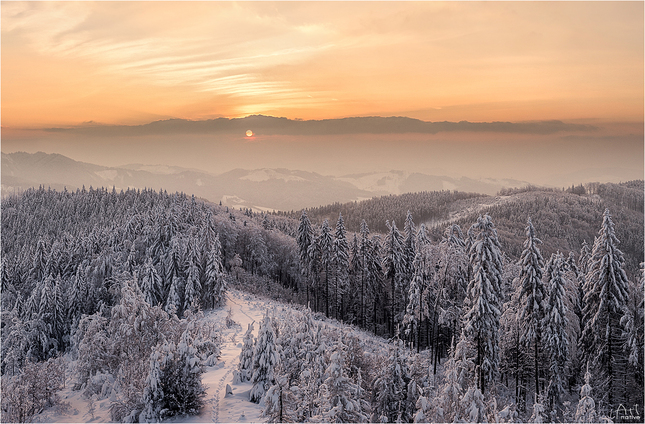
[1,1,643,184]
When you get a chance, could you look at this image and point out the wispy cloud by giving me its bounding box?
[2,1,642,126]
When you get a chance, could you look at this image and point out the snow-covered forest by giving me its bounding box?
[1,185,643,423]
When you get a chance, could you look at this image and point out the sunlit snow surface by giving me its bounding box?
[33,290,272,423]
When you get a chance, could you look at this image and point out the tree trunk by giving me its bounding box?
[361,265,365,328]
[535,336,539,397]
[325,264,329,317]
[417,285,422,354]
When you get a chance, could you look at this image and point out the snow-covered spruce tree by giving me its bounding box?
[579,240,591,277]
[141,350,164,422]
[499,273,529,410]
[432,223,470,371]
[295,319,328,421]
[140,330,206,422]
[574,367,598,423]
[461,385,487,423]
[463,215,503,394]
[543,252,569,412]
[250,313,280,403]
[383,220,404,337]
[307,231,323,314]
[140,257,163,307]
[297,211,314,307]
[319,220,334,318]
[317,338,368,423]
[237,322,255,383]
[333,213,349,321]
[402,211,417,313]
[183,255,201,315]
[430,336,470,423]
[203,234,226,309]
[620,263,644,398]
[403,258,424,352]
[517,217,546,397]
[348,233,361,322]
[165,274,183,317]
[580,208,630,410]
[371,337,411,423]
[358,220,371,328]
[263,371,297,423]
[171,326,206,415]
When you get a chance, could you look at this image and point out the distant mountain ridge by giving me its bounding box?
[39,115,598,137]
[1,151,536,211]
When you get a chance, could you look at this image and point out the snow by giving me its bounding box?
[32,289,275,423]
[95,170,118,181]
[442,180,457,191]
[240,169,305,183]
[30,284,398,424]
[337,171,409,194]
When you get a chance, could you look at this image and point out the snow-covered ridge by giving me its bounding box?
[239,169,306,183]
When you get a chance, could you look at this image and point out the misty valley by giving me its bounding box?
[1,177,642,423]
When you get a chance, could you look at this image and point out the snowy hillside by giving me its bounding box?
[29,287,408,423]
[2,184,642,424]
[31,290,270,423]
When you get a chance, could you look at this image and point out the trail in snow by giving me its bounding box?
[187,289,265,424]
[211,363,234,423]
[30,287,393,424]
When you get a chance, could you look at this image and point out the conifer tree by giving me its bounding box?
[383,221,404,337]
[140,257,163,307]
[184,259,201,314]
[319,220,334,318]
[238,322,255,383]
[574,368,598,423]
[543,252,569,411]
[318,338,367,423]
[403,253,425,352]
[297,211,314,307]
[203,235,226,309]
[250,314,279,403]
[461,385,486,423]
[359,220,371,328]
[433,340,465,422]
[402,211,417,311]
[165,275,182,317]
[621,263,644,397]
[463,215,503,394]
[529,394,547,424]
[333,213,349,321]
[307,232,323,313]
[371,338,410,423]
[173,327,206,414]
[141,350,164,422]
[518,217,546,397]
[580,209,630,410]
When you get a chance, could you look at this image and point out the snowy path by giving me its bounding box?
[184,289,266,423]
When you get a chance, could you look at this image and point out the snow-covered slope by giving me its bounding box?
[32,290,267,423]
[31,288,393,423]
[337,170,530,196]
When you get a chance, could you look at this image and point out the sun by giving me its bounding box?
[246,130,253,137]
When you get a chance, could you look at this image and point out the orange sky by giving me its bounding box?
[2,1,644,128]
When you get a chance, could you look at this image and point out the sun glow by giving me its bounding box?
[246,130,253,137]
